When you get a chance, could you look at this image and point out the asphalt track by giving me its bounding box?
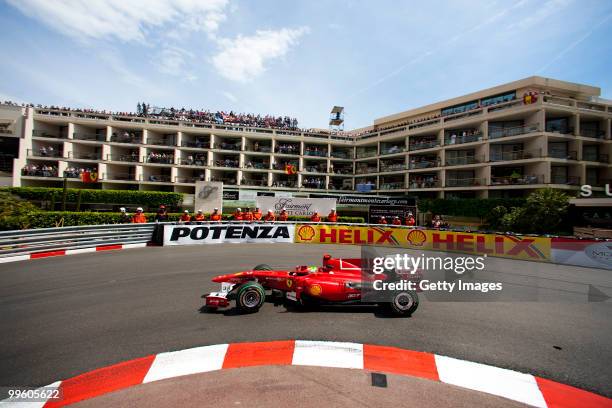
[1,244,611,398]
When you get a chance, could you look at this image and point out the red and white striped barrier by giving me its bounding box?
[5,340,609,407]
[0,243,148,264]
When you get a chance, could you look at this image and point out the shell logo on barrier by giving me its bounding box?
[297,225,316,241]
[309,284,322,296]
[407,230,427,246]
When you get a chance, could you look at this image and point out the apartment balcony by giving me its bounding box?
[304,165,328,173]
[27,148,63,158]
[241,179,269,187]
[144,155,175,165]
[409,159,439,169]
[21,167,59,177]
[110,134,142,144]
[380,164,407,172]
[380,146,406,155]
[355,167,378,174]
[409,179,440,189]
[490,148,542,162]
[243,162,270,170]
[274,147,300,155]
[549,150,577,160]
[445,177,485,187]
[272,180,297,188]
[107,154,141,163]
[67,152,102,161]
[356,150,377,159]
[583,153,609,163]
[302,180,326,189]
[175,176,200,183]
[304,149,328,158]
[445,155,484,166]
[178,157,206,166]
[102,173,135,181]
[330,151,353,159]
[444,132,483,145]
[143,174,172,183]
[580,129,606,139]
[212,160,239,169]
[181,140,210,149]
[146,138,176,147]
[214,142,242,151]
[379,182,404,190]
[32,129,66,139]
[73,133,105,142]
[551,175,581,185]
[409,140,439,151]
[490,174,543,185]
[333,167,353,175]
[488,124,539,140]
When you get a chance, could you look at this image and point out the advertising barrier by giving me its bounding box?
[163,223,295,246]
[256,197,336,216]
[551,238,612,269]
[294,224,552,262]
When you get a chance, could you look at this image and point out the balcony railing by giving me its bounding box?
[144,156,175,165]
[445,177,485,187]
[110,134,142,144]
[272,180,297,188]
[551,175,581,185]
[583,153,609,163]
[302,181,326,189]
[244,162,270,170]
[333,168,353,175]
[73,133,105,142]
[490,174,543,185]
[67,152,102,160]
[275,147,300,155]
[380,146,405,155]
[32,129,65,139]
[304,150,328,157]
[179,157,207,166]
[249,146,272,153]
[356,150,377,158]
[409,140,439,151]
[27,148,63,158]
[144,174,172,182]
[215,142,242,151]
[409,179,440,189]
[330,151,353,159]
[488,124,539,139]
[175,176,201,183]
[146,138,176,147]
[102,173,135,181]
[241,179,268,187]
[304,166,328,173]
[213,160,239,168]
[107,154,141,163]
[181,140,210,148]
[356,167,377,174]
[580,129,606,139]
[549,150,577,160]
[445,156,481,166]
[379,182,404,190]
[409,159,439,169]
[444,132,483,145]
[21,168,59,177]
[490,148,542,162]
[380,163,407,172]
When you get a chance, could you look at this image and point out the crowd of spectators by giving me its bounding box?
[64,166,95,178]
[215,141,241,151]
[182,154,206,166]
[410,175,439,188]
[446,128,481,145]
[410,137,439,151]
[275,143,299,155]
[409,156,440,169]
[21,164,58,177]
[302,177,325,189]
[37,145,60,157]
[147,152,174,164]
[214,158,239,168]
[304,146,327,157]
[112,131,141,144]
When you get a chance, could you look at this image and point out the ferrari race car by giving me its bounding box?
[203,255,420,316]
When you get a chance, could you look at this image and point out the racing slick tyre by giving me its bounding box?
[236,282,266,313]
[252,264,273,271]
[382,290,419,317]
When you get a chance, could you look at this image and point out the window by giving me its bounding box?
[481,92,516,107]
[441,100,479,116]
[545,117,569,133]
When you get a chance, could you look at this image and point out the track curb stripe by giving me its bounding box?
[1,340,609,407]
[0,243,148,264]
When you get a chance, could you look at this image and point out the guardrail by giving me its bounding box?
[0,223,156,258]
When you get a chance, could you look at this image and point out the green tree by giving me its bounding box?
[500,189,570,234]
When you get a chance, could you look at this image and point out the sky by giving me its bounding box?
[0,0,611,130]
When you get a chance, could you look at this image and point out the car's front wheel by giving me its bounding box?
[381,290,419,316]
[236,282,266,313]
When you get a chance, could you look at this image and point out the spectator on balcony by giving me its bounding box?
[278,208,289,221]
[194,209,206,222]
[179,210,191,223]
[326,209,338,223]
[119,207,131,223]
[131,207,147,223]
[243,208,254,222]
[233,208,243,221]
[39,146,48,156]
[264,209,276,222]
[253,207,263,221]
[405,212,416,227]
[310,212,321,222]
[155,205,168,222]
[210,208,222,222]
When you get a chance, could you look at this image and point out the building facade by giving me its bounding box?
[1,76,611,200]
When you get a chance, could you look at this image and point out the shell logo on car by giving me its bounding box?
[297,225,316,241]
[309,284,322,296]
[407,229,427,246]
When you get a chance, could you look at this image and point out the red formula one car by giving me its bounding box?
[203,255,420,316]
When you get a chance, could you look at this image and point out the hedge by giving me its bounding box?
[3,187,183,208]
[0,212,365,230]
[418,198,526,218]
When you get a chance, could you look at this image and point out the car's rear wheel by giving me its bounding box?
[253,264,273,271]
[381,291,419,317]
[236,282,266,313]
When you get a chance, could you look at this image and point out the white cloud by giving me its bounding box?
[212,27,309,82]
[154,46,195,77]
[6,0,229,43]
